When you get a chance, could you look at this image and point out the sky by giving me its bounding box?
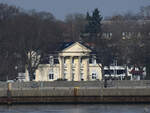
[0,0,150,20]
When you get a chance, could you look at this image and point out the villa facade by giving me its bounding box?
[25,42,102,81]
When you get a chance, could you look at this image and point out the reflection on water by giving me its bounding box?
[0,104,149,113]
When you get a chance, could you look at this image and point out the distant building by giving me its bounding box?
[104,66,146,80]
[129,67,146,80]
[25,42,102,81]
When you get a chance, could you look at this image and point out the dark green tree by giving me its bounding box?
[82,9,114,80]
[84,8,103,42]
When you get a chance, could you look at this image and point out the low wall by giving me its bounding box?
[8,87,150,97]
[7,80,150,89]
[0,87,150,104]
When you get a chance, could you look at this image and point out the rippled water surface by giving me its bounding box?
[0,104,150,113]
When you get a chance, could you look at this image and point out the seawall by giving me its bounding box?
[1,81,150,104]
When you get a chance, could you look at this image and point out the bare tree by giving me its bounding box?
[65,13,86,41]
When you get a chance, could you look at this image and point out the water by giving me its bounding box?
[0,104,149,113]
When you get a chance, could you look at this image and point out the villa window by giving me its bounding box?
[93,59,96,64]
[89,57,96,64]
[49,56,54,65]
[92,73,97,79]
[54,58,59,64]
[49,73,54,80]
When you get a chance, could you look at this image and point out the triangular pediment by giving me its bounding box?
[62,42,92,53]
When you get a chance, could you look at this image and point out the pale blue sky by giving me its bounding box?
[1,0,150,20]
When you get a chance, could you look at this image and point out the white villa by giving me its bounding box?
[25,42,102,81]
[22,42,146,82]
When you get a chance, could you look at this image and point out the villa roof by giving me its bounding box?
[56,41,74,51]
[56,41,96,53]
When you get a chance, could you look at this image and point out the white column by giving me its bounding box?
[59,56,64,79]
[77,56,81,81]
[25,69,30,81]
[69,56,72,81]
[85,57,89,81]
[35,69,39,81]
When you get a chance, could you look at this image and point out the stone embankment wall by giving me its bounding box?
[6,87,150,97]
[6,80,150,89]
[0,80,150,104]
